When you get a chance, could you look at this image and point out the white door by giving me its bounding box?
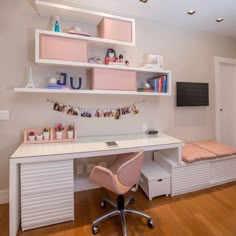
[216,59,236,146]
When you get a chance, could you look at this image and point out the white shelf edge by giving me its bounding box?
[36,0,135,23]
[36,29,135,47]
[35,58,170,74]
[14,88,171,96]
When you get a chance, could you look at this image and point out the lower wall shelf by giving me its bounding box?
[14,88,171,96]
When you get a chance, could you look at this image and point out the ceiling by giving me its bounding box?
[64,0,236,39]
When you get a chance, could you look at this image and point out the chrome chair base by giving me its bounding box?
[92,195,154,236]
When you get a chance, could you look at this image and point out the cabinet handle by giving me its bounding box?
[157,179,162,182]
[220,109,223,111]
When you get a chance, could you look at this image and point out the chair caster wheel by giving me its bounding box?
[100,200,106,208]
[92,225,99,234]
[147,219,154,228]
[130,198,135,204]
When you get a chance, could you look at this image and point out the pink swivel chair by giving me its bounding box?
[89,150,154,235]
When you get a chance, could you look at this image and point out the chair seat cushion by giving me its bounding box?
[182,143,217,163]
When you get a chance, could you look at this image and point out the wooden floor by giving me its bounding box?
[1,182,236,236]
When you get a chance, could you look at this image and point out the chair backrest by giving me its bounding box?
[117,150,144,187]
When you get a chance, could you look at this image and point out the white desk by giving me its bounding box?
[9,132,183,236]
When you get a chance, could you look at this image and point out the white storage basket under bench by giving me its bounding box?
[139,160,170,200]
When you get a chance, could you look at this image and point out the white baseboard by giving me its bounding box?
[0,190,9,204]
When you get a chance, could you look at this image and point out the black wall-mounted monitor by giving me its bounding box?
[176,82,209,106]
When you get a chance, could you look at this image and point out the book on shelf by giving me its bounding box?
[137,88,154,92]
[147,75,168,93]
[46,84,70,89]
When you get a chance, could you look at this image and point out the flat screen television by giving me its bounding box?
[176,82,209,106]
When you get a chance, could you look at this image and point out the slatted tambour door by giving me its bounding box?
[211,157,236,184]
[20,160,74,231]
[172,163,210,196]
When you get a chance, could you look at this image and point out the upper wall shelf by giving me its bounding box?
[35,0,134,24]
[35,0,135,46]
[14,88,171,96]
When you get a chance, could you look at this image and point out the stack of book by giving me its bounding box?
[137,88,154,92]
[46,84,70,89]
[147,75,168,93]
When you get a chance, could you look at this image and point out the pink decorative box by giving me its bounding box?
[98,17,132,42]
[91,68,136,91]
[39,34,88,62]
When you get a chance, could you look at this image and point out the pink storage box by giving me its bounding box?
[98,17,132,42]
[39,34,88,62]
[91,68,136,91]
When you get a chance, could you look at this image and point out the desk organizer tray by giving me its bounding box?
[23,128,76,144]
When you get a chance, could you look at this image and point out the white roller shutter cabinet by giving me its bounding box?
[20,160,74,231]
[172,162,210,196]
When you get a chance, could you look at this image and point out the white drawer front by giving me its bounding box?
[172,163,210,196]
[21,160,74,231]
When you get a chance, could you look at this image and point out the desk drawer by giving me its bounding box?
[20,160,74,231]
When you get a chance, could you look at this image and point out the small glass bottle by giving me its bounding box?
[53,16,61,32]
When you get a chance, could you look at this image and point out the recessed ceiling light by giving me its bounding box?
[187,10,196,15]
[216,18,224,23]
[140,0,148,3]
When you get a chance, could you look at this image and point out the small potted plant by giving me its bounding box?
[36,132,43,141]
[67,124,74,139]
[43,128,50,140]
[28,131,35,141]
[55,123,64,140]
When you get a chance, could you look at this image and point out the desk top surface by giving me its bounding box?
[11,132,184,159]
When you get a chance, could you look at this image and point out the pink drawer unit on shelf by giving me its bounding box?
[98,17,133,42]
[91,68,136,91]
[39,34,88,62]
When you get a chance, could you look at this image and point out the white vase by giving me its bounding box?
[36,134,43,141]
[28,135,35,141]
[56,131,63,140]
[67,130,74,139]
[43,131,50,140]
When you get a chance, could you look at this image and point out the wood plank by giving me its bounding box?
[1,181,236,236]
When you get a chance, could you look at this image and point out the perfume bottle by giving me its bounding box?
[53,16,61,32]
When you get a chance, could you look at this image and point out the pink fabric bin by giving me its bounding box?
[91,68,136,91]
[39,34,88,62]
[98,17,133,42]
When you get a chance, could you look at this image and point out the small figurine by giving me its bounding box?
[53,16,61,32]
[119,54,124,63]
[105,48,117,64]
[26,67,35,88]
[125,60,129,66]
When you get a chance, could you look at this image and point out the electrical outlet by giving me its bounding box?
[98,162,107,168]
[0,110,9,120]
[76,165,83,175]
[87,163,96,173]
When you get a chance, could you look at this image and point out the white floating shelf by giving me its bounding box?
[35,0,134,24]
[14,88,171,96]
[35,0,136,46]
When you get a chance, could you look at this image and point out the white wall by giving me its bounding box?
[0,0,236,192]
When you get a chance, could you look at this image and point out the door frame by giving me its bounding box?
[215,56,236,142]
